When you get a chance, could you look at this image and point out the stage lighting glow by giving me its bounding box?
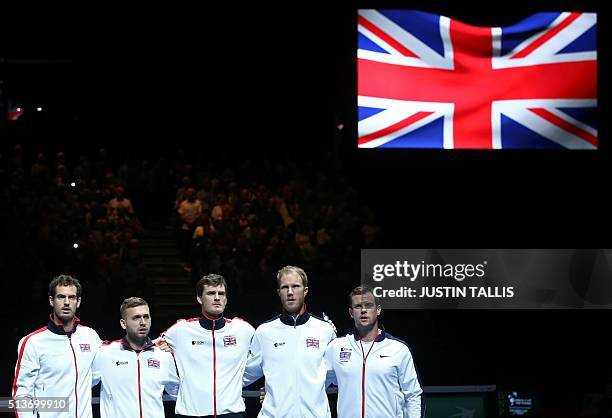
[37,107,43,112]
[73,243,79,249]
[71,182,76,187]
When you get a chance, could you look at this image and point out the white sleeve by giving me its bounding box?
[91,348,102,387]
[91,331,104,387]
[13,337,40,400]
[324,343,337,387]
[399,347,423,418]
[328,323,337,344]
[163,353,180,399]
[243,331,264,387]
[93,330,103,348]
[162,325,178,350]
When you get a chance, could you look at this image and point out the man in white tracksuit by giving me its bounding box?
[325,285,424,418]
[244,265,336,418]
[12,275,102,418]
[162,274,255,418]
[92,297,179,418]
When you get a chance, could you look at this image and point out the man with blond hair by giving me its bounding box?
[244,265,336,418]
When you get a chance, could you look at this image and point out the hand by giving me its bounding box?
[327,319,337,334]
[259,386,266,404]
[154,336,173,353]
[322,312,337,334]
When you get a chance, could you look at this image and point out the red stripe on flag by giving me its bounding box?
[358,15,418,58]
[448,19,497,148]
[511,12,582,59]
[358,111,434,145]
[528,107,597,147]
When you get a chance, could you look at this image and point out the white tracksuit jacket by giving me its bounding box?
[163,315,255,416]
[325,330,424,418]
[12,317,102,418]
[92,337,179,418]
[244,311,336,418]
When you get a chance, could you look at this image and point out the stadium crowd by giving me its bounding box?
[2,143,383,323]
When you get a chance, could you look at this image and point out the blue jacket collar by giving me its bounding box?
[351,327,386,342]
[199,312,226,330]
[279,310,310,327]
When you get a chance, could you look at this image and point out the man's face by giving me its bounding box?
[349,292,381,329]
[120,305,151,341]
[277,272,308,315]
[49,285,81,323]
[198,284,227,317]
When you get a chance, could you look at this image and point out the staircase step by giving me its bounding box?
[150,280,189,288]
[153,296,194,304]
[152,288,190,293]
[141,248,181,256]
[149,276,191,285]
[144,261,184,268]
[142,256,184,263]
[140,230,174,239]
[150,284,191,291]
[150,286,192,294]
[146,272,185,280]
[135,226,200,322]
[155,302,196,310]
[140,241,177,249]
[153,289,193,297]
[150,286,191,293]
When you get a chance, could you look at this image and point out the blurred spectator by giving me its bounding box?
[177,187,202,271]
[3,143,380,328]
[107,185,141,233]
[2,144,149,332]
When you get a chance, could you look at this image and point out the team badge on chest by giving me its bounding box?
[339,347,352,362]
[223,335,237,346]
[306,337,319,349]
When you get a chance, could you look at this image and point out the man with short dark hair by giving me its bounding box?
[13,275,102,418]
[162,274,254,417]
[325,285,424,418]
[244,265,336,418]
[92,297,179,418]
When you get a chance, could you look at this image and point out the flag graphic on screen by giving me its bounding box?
[357,10,597,149]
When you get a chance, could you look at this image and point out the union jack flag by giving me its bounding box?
[357,10,597,149]
[306,337,319,348]
[223,335,237,346]
[148,358,160,369]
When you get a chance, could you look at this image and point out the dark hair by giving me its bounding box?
[48,275,82,298]
[276,265,308,288]
[348,285,380,307]
[120,297,149,319]
[196,274,228,298]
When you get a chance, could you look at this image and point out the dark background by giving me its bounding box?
[1,1,610,417]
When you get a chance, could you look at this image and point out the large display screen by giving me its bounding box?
[357,9,597,149]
